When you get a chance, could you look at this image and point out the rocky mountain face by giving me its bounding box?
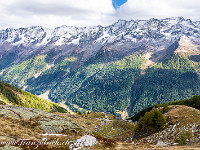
[1,17,200,67]
[1,17,200,117]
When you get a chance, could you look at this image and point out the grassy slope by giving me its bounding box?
[0,81,66,113]
[0,101,199,149]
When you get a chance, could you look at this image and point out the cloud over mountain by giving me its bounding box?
[117,0,200,21]
[1,0,200,29]
[0,0,115,28]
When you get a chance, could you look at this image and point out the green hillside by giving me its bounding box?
[0,80,66,113]
[1,48,200,117]
[26,56,78,95]
[130,53,200,115]
[49,52,200,115]
[130,94,200,122]
[0,55,48,88]
[50,52,144,113]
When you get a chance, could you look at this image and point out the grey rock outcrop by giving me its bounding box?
[69,135,98,150]
[156,140,167,147]
[0,105,79,134]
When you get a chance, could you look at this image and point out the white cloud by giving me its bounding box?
[0,0,116,29]
[117,0,200,21]
[1,0,200,29]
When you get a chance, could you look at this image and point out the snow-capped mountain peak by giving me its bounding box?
[1,17,200,64]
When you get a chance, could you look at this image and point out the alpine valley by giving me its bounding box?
[1,17,200,118]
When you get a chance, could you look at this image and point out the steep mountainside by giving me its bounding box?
[0,81,66,112]
[1,17,200,117]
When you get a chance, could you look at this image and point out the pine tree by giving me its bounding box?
[134,107,166,136]
[162,103,169,113]
[153,109,166,129]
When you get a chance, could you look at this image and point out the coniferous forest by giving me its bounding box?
[1,50,200,116]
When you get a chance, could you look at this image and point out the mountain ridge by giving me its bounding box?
[1,17,200,64]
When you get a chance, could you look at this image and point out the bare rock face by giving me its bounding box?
[1,17,200,68]
[69,135,98,150]
[0,105,79,134]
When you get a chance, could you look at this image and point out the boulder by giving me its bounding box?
[69,135,97,150]
[156,140,167,147]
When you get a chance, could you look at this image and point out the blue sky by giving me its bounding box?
[1,0,200,29]
[112,0,127,9]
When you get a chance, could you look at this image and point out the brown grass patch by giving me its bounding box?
[0,116,43,141]
[165,105,200,125]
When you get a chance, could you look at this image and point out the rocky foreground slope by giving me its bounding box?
[0,103,199,149]
[0,104,134,149]
[136,105,200,147]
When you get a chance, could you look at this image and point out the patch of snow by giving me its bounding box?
[55,38,65,46]
[69,37,80,45]
[96,31,109,44]
[107,35,117,43]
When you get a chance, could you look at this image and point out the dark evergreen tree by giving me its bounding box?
[134,107,166,137]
